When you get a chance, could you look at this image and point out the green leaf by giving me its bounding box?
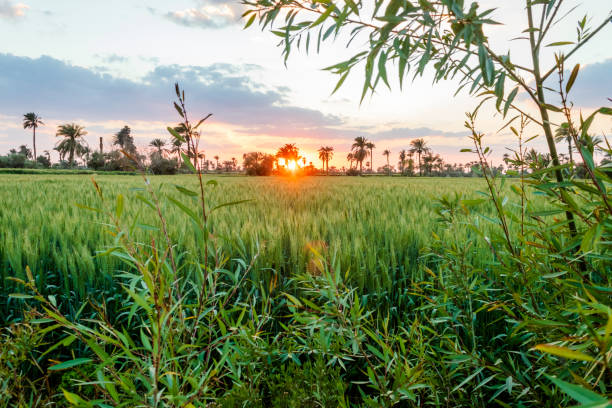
[580,146,595,170]
[566,64,580,93]
[173,102,184,118]
[49,358,93,371]
[62,389,87,405]
[311,5,334,28]
[75,203,102,213]
[167,197,200,225]
[504,87,519,116]
[546,41,574,47]
[331,71,349,95]
[181,152,196,173]
[211,199,253,213]
[599,107,612,115]
[542,103,562,112]
[581,223,603,253]
[167,126,185,143]
[243,13,256,29]
[116,194,124,219]
[535,345,594,362]
[546,376,608,405]
[175,185,198,197]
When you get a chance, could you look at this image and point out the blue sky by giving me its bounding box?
[0,0,610,167]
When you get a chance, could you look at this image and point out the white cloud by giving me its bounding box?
[0,0,28,18]
[164,0,244,29]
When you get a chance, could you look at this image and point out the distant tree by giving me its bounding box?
[409,138,429,176]
[170,138,183,165]
[351,136,369,174]
[398,150,407,174]
[23,113,43,165]
[36,154,51,168]
[276,144,300,165]
[113,126,136,154]
[346,152,354,170]
[366,141,375,172]
[56,123,88,167]
[243,152,275,176]
[214,155,220,170]
[198,152,206,171]
[87,152,106,170]
[16,145,32,159]
[150,138,166,155]
[318,146,334,175]
[383,149,391,175]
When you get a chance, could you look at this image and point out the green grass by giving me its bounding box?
[0,174,503,317]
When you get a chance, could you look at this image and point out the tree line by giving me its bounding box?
[2,112,608,177]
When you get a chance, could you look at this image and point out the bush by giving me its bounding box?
[87,152,106,170]
[36,155,51,168]
[149,156,179,175]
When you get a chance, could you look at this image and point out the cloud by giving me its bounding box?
[522,58,612,107]
[376,126,470,139]
[95,54,129,64]
[0,53,479,161]
[159,1,244,29]
[0,0,28,18]
[0,53,342,135]
[564,59,612,108]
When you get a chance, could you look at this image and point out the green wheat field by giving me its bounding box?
[0,175,505,315]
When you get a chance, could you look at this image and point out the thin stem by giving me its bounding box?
[526,0,578,239]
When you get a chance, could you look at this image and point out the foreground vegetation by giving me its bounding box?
[2,0,611,406]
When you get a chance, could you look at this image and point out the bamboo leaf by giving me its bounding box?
[49,358,93,370]
[566,64,580,93]
[546,376,607,405]
[535,345,595,362]
[504,87,519,116]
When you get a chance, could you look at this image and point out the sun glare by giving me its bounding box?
[287,160,297,171]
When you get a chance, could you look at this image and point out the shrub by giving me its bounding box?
[149,155,178,175]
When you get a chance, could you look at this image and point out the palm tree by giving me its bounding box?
[113,126,136,153]
[383,149,391,175]
[366,141,375,172]
[214,155,220,170]
[23,113,43,164]
[555,123,573,165]
[198,152,206,171]
[55,123,88,167]
[346,152,354,170]
[398,150,407,174]
[150,138,166,155]
[318,146,334,175]
[409,138,429,176]
[318,147,326,171]
[170,138,183,165]
[351,136,369,174]
[276,144,300,163]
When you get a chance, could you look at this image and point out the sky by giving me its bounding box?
[0,0,610,169]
